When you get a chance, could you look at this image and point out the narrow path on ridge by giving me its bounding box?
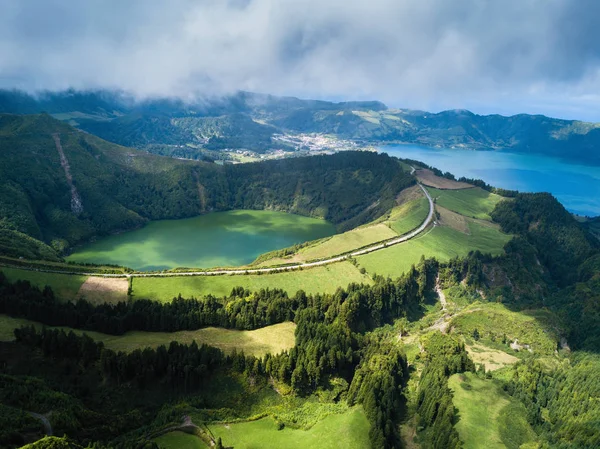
[10,182,436,279]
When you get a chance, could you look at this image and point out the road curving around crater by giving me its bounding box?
[6,183,435,279]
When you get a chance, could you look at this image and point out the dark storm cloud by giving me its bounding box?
[1,0,600,119]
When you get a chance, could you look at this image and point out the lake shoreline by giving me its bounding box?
[66,210,336,271]
[380,144,600,217]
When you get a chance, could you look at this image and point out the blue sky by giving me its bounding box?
[1,0,600,121]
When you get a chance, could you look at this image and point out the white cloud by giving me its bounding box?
[1,0,600,119]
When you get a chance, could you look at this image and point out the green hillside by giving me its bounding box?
[0,114,413,258]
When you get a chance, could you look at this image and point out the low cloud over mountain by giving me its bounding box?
[2,0,600,119]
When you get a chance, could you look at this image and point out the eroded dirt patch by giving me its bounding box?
[416,169,473,190]
[466,342,519,371]
[76,276,128,305]
[437,206,470,233]
[395,184,425,205]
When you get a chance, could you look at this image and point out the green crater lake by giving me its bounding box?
[67,210,336,271]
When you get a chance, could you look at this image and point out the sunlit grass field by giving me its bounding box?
[208,407,371,449]
[426,187,504,220]
[257,196,430,267]
[356,221,511,278]
[449,302,559,354]
[386,197,430,235]
[0,314,295,356]
[292,224,396,262]
[133,261,371,302]
[448,372,537,449]
[154,431,209,449]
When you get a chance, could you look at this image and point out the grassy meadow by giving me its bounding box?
[426,187,504,220]
[0,314,295,356]
[356,221,511,278]
[448,372,537,449]
[0,266,87,301]
[208,407,371,449]
[464,342,519,372]
[291,224,396,262]
[448,302,559,355]
[154,431,209,449]
[257,195,430,266]
[133,261,371,302]
[386,197,430,235]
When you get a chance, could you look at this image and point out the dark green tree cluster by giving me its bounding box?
[505,354,600,449]
[416,333,475,449]
[15,326,226,391]
[0,275,297,335]
[0,404,44,448]
[491,192,599,286]
[0,257,440,448]
[547,255,600,350]
[438,251,487,289]
[348,339,408,449]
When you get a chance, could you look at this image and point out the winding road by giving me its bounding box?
[7,183,435,278]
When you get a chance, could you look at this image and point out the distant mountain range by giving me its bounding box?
[1,88,599,164]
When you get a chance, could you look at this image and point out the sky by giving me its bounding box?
[1,0,600,120]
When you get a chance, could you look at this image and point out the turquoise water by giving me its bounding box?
[381,145,600,217]
[67,210,336,271]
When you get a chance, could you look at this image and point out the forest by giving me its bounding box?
[0,257,437,449]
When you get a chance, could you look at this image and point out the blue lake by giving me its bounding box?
[381,145,600,217]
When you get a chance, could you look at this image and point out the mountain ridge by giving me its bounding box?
[1,89,599,165]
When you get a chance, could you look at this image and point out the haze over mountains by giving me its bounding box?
[2,89,600,165]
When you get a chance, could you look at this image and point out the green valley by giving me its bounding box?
[448,372,537,449]
[0,110,598,449]
[4,4,600,448]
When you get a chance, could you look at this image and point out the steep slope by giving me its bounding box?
[0,114,413,258]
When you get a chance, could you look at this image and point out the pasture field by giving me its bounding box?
[465,342,519,371]
[416,169,473,189]
[133,261,371,302]
[0,267,87,301]
[356,222,511,278]
[154,431,208,449]
[449,302,559,355]
[0,315,33,341]
[76,276,128,305]
[209,407,371,449]
[292,223,397,262]
[448,372,537,449]
[0,314,295,357]
[386,197,430,236]
[426,187,504,220]
[257,197,431,267]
